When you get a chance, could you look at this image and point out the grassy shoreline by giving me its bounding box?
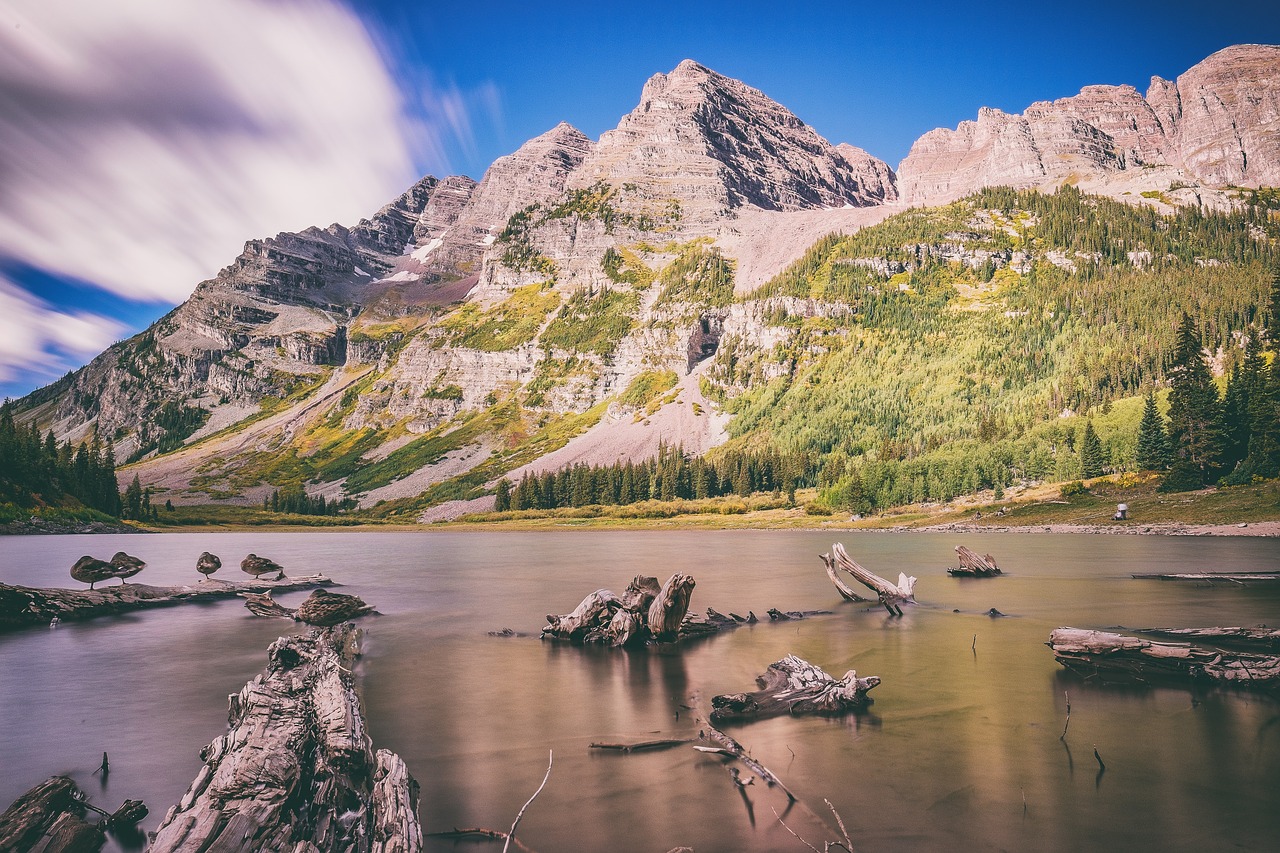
[85,474,1280,536]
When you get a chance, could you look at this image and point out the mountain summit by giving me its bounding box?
[569,59,896,217]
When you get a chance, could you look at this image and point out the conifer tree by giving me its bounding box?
[494,478,511,512]
[1135,392,1170,471]
[1161,314,1225,491]
[1079,421,1105,479]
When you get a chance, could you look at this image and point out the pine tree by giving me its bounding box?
[1135,392,1170,471]
[1079,421,1105,479]
[494,479,511,512]
[1161,314,1225,491]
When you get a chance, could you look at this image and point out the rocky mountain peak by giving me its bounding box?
[570,59,895,217]
[898,44,1280,204]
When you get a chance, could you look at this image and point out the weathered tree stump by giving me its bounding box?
[0,575,334,633]
[150,624,422,852]
[241,588,376,626]
[948,546,1002,577]
[543,574,697,646]
[1048,627,1280,690]
[0,776,103,852]
[826,543,917,614]
[710,655,880,723]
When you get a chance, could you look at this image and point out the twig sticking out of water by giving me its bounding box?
[825,799,853,851]
[971,634,977,654]
[504,750,552,853]
[1060,691,1071,741]
[1092,746,1105,771]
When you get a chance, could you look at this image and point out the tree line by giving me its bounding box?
[494,444,815,511]
[0,403,122,517]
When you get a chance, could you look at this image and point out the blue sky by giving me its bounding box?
[2,0,1278,401]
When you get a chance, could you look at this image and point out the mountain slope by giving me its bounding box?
[11,48,1280,520]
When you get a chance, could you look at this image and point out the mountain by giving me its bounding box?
[898,44,1280,204]
[11,48,1280,521]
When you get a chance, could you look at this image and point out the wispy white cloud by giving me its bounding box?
[0,275,126,383]
[0,0,425,304]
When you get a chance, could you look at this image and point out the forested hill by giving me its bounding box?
[700,185,1280,513]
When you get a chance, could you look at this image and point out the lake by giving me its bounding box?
[1,530,1278,852]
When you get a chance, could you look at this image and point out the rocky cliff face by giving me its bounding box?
[570,59,895,221]
[898,44,1280,203]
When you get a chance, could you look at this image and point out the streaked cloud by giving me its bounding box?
[0,274,126,384]
[0,0,424,304]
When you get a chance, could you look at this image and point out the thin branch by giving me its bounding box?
[772,807,822,853]
[504,750,553,853]
[825,799,853,851]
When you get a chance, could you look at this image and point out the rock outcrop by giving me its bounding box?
[570,59,895,219]
[898,44,1280,203]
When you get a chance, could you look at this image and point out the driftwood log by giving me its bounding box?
[0,575,333,633]
[1131,571,1280,584]
[542,574,698,646]
[1048,627,1280,690]
[949,546,1002,577]
[826,543,917,614]
[241,588,376,626]
[0,776,103,852]
[150,624,422,852]
[819,554,869,602]
[710,655,880,723]
[1133,626,1280,652]
[542,575,822,646]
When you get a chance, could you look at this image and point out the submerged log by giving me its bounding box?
[1048,627,1280,690]
[1132,626,1280,652]
[0,575,333,633]
[150,624,422,852]
[0,776,102,852]
[710,655,880,724]
[949,546,1002,577]
[828,543,916,614]
[1131,571,1280,583]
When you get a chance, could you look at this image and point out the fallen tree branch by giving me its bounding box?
[829,543,916,614]
[589,739,692,753]
[819,554,868,602]
[704,726,797,803]
[426,828,539,853]
[504,750,552,853]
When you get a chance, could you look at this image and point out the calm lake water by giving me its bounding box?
[1,530,1278,852]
